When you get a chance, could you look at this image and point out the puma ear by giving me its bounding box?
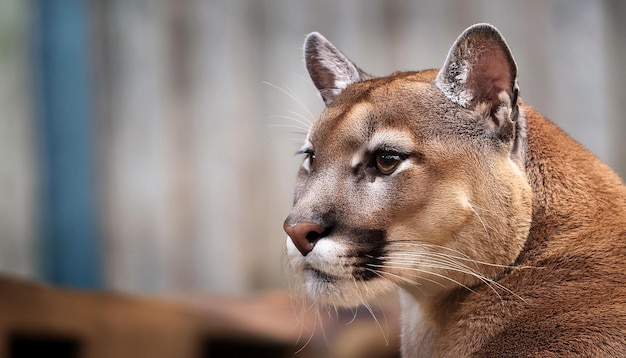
[435,24,519,111]
[304,32,371,106]
[437,24,524,162]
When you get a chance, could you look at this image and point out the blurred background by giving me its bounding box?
[1,0,625,295]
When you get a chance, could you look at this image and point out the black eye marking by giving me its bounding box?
[297,147,315,171]
[304,149,315,164]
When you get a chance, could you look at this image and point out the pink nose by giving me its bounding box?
[283,221,326,256]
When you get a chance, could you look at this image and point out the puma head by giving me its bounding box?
[284,24,532,307]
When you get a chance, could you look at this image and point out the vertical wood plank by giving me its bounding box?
[0,0,37,279]
[100,0,173,292]
[31,0,102,289]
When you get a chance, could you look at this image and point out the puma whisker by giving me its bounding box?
[371,252,526,302]
[263,81,316,122]
[284,24,626,357]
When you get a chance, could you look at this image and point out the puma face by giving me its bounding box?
[284,25,533,307]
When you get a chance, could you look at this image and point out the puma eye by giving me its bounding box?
[299,148,315,172]
[374,151,404,175]
[305,150,315,164]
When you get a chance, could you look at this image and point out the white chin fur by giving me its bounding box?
[305,272,393,307]
[286,236,394,307]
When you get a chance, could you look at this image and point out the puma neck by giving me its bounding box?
[399,289,467,358]
[520,105,626,265]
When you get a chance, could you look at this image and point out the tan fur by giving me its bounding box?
[284,25,626,357]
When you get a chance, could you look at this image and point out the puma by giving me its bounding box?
[283,24,626,357]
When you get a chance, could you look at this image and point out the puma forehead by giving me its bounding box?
[310,72,517,153]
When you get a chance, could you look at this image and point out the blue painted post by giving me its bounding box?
[31,0,102,289]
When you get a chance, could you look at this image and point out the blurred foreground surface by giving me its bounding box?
[0,275,400,358]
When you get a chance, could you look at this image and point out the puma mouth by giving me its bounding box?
[305,266,336,283]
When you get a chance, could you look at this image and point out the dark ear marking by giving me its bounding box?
[304,32,371,106]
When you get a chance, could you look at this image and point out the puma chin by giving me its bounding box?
[284,24,532,308]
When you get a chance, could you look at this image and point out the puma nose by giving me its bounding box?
[283,221,327,256]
